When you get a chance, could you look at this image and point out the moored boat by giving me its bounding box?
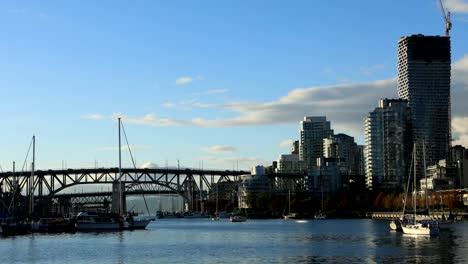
[230,215,247,222]
[314,211,326,220]
[31,218,76,233]
[124,214,153,230]
[75,212,121,231]
[283,213,301,220]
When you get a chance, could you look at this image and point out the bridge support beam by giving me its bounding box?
[111,182,126,214]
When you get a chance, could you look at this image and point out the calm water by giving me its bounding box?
[1,219,467,263]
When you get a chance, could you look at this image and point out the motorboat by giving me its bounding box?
[75,212,121,231]
[230,215,247,222]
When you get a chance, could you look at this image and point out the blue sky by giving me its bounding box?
[1,0,468,171]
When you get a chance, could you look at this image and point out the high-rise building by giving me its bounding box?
[299,116,334,170]
[397,34,451,176]
[323,133,359,175]
[365,99,412,190]
[291,140,300,155]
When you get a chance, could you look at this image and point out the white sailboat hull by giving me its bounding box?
[401,222,439,235]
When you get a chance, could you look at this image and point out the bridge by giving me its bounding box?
[0,167,306,213]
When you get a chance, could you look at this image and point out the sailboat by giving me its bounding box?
[117,118,153,229]
[283,189,299,219]
[314,169,326,220]
[400,143,439,235]
[211,183,220,221]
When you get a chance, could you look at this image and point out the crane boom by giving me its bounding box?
[438,0,452,36]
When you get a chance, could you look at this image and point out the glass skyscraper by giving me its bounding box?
[397,34,451,177]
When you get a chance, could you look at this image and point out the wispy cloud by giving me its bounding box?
[360,64,385,76]
[445,0,468,13]
[205,89,228,95]
[82,114,106,120]
[201,156,269,166]
[201,145,237,154]
[162,102,176,108]
[7,9,27,15]
[279,139,294,148]
[97,145,152,151]
[176,76,193,85]
[7,8,47,18]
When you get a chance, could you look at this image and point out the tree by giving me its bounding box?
[374,192,385,210]
[246,193,257,209]
[256,192,270,210]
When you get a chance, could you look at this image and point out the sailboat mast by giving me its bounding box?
[423,140,428,209]
[413,143,417,220]
[30,135,35,216]
[118,118,123,215]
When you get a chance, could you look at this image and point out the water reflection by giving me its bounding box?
[0,219,466,263]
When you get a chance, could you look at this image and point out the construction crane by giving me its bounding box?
[438,0,452,36]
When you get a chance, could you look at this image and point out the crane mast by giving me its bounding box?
[438,0,452,36]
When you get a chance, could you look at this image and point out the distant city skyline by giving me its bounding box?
[1,1,468,171]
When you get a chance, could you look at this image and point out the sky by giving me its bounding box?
[1,0,468,172]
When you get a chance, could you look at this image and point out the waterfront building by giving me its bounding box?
[306,157,342,195]
[323,133,360,175]
[422,159,457,191]
[365,98,412,190]
[238,166,271,208]
[397,34,451,177]
[276,154,307,174]
[299,116,334,170]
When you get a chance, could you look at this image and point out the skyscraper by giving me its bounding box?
[397,34,451,176]
[299,116,334,170]
[365,99,412,190]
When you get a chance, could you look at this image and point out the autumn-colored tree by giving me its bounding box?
[382,193,394,210]
[374,192,385,210]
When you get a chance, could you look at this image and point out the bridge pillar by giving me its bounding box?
[111,182,126,214]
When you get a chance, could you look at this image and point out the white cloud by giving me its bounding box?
[279,139,294,148]
[140,162,158,169]
[445,0,468,13]
[201,145,237,153]
[452,117,468,146]
[82,114,106,120]
[176,76,193,85]
[84,55,468,142]
[97,145,152,151]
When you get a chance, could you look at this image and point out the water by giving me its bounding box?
[1,219,467,263]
